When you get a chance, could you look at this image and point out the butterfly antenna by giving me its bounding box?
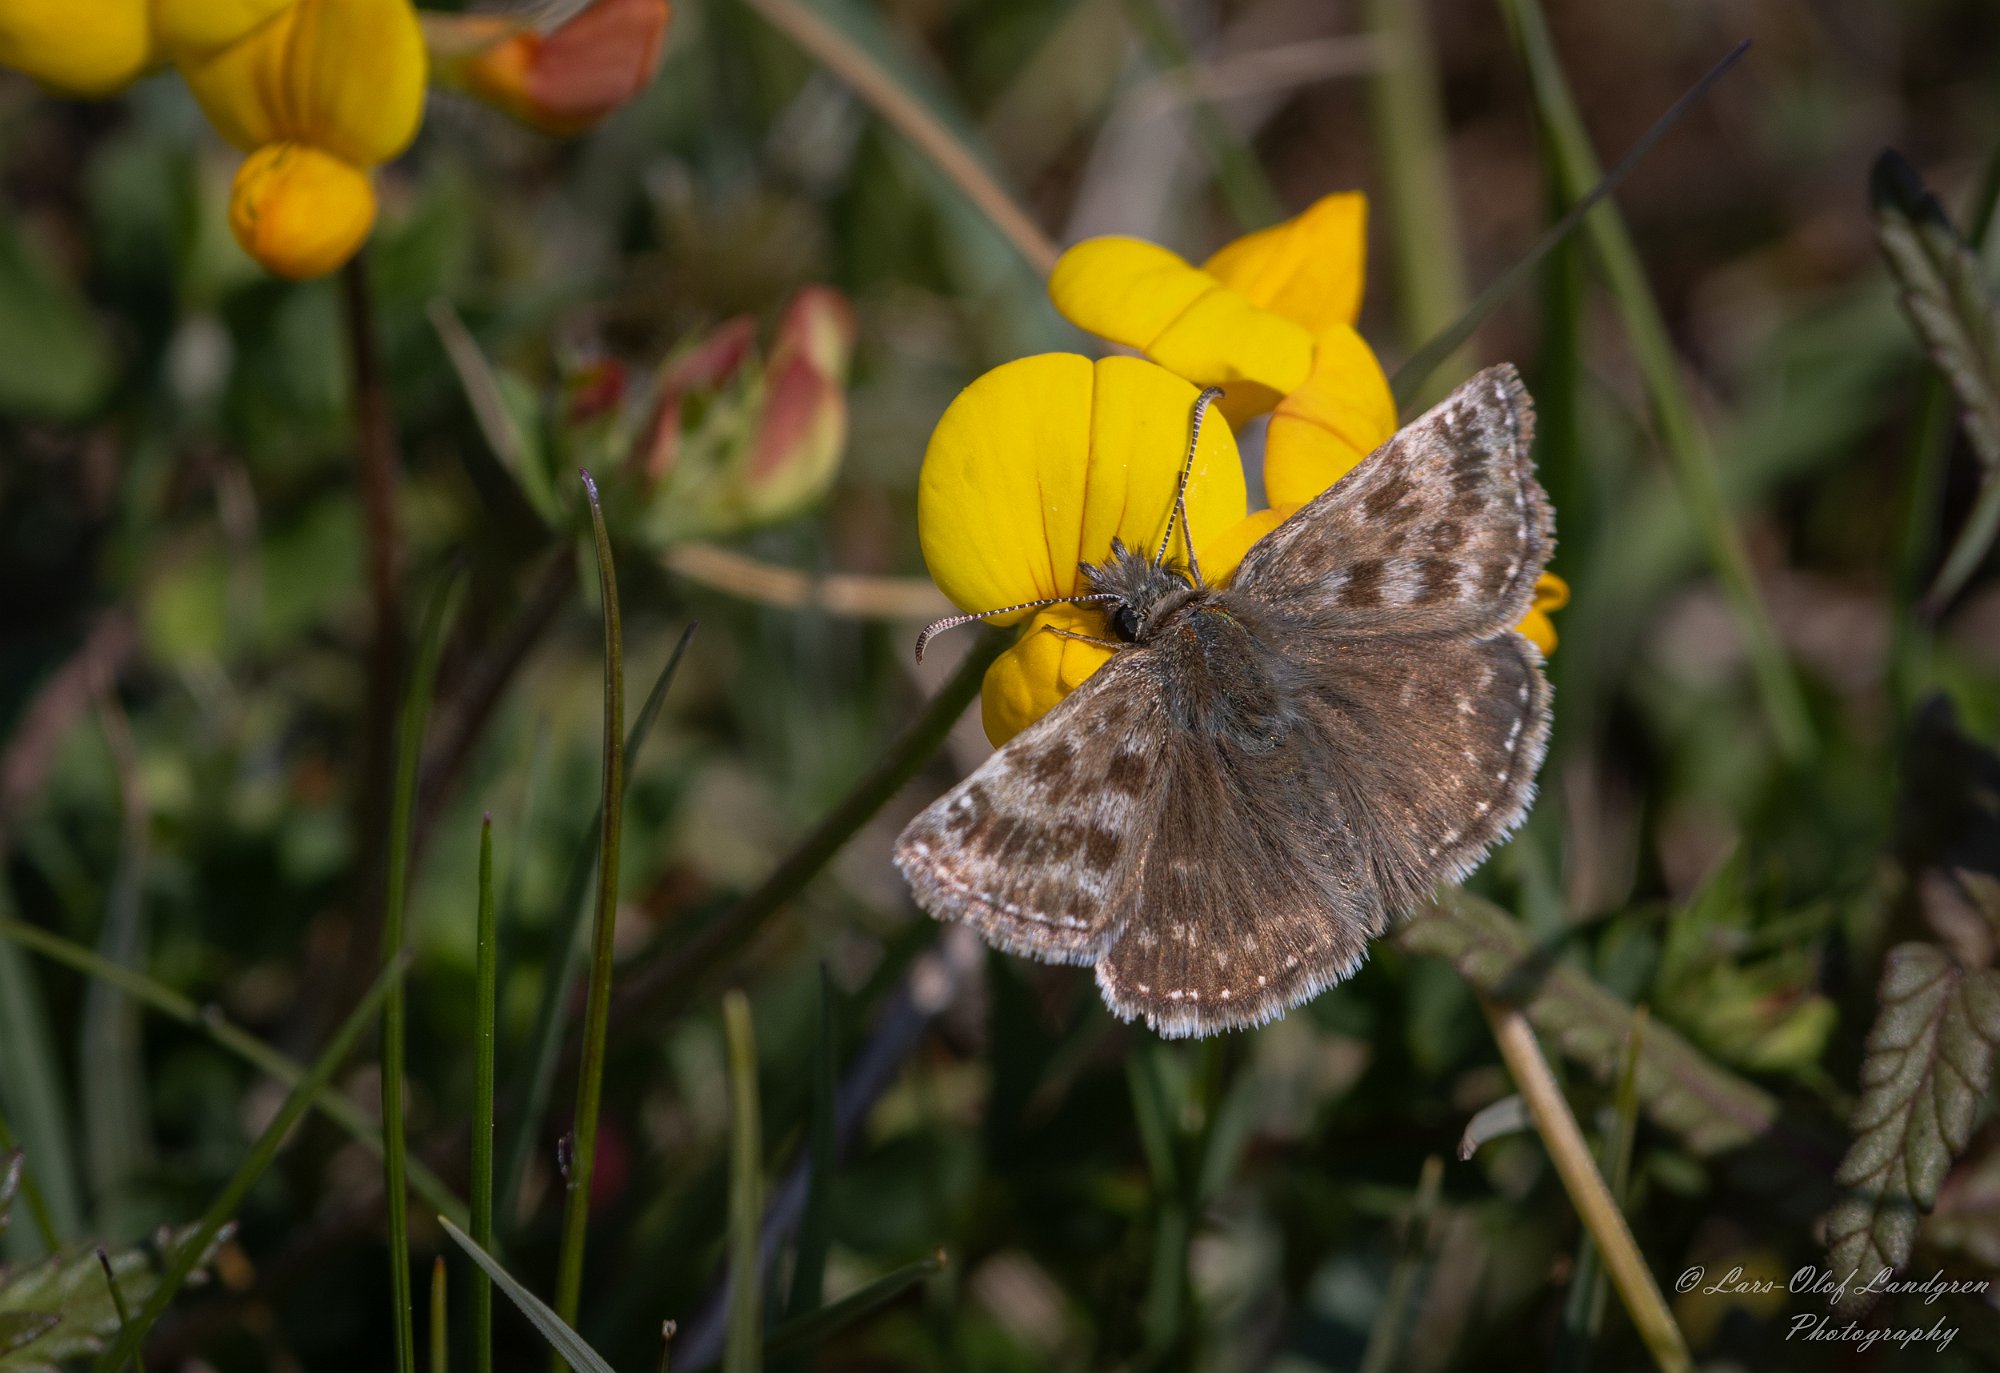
[914,593,1120,662]
[1154,386,1226,584]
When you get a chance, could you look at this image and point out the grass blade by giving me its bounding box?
[431,1256,449,1373]
[0,892,82,1251]
[501,621,696,1234]
[94,1247,143,1373]
[1357,1155,1444,1373]
[472,815,497,1373]
[763,1251,945,1361]
[92,952,412,1373]
[1499,0,1813,762]
[1365,0,1471,403]
[1390,41,1751,407]
[441,1217,622,1373]
[739,0,1057,275]
[0,1113,58,1251]
[80,698,151,1231]
[0,914,465,1225]
[722,991,764,1373]
[550,473,630,1359]
[782,970,837,1330]
[1119,0,1284,232]
[384,576,465,1373]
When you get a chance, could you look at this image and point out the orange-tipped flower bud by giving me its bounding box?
[738,287,857,523]
[427,0,670,136]
[229,143,377,280]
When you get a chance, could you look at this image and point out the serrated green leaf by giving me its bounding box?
[1825,942,2000,1309]
[0,1224,212,1372]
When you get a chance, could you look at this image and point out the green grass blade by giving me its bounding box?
[1390,40,1751,408]
[1500,0,1813,762]
[501,621,696,1234]
[472,815,497,1373]
[0,1114,58,1252]
[550,473,630,1362]
[783,969,837,1325]
[92,952,412,1373]
[1365,0,1471,402]
[1357,1155,1444,1373]
[722,990,763,1373]
[80,706,151,1232]
[1119,0,1283,232]
[1556,1007,1649,1371]
[441,1218,622,1373]
[94,1247,144,1373]
[431,1256,449,1373]
[383,576,464,1373]
[0,913,465,1225]
[0,894,82,1251]
[763,1251,945,1361]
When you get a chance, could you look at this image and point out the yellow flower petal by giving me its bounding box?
[1197,505,1293,586]
[918,353,1245,622]
[1263,323,1397,508]
[181,0,426,165]
[1048,237,1312,422]
[229,142,377,279]
[981,604,1117,745]
[0,0,154,95]
[1515,570,1569,652]
[1201,191,1368,337]
[154,0,297,57]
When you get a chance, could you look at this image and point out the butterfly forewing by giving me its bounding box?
[894,650,1167,964]
[1232,364,1550,638]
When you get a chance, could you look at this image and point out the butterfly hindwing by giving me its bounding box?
[894,650,1167,964]
[1232,364,1551,638]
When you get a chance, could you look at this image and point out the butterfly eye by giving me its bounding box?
[1111,604,1144,640]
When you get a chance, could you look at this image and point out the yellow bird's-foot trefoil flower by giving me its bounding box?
[916,354,1247,745]
[1046,191,1566,662]
[0,0,675,280]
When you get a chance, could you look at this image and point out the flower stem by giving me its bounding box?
[1478,993,1691,1373]
[472,815,497,1373]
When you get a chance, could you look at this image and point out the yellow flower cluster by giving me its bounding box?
[0,0,670,279]
[918,193,1569,744]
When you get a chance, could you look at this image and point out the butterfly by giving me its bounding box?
[894,365,1554,1038]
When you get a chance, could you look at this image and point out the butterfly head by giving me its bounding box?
[1079,537,1196,643]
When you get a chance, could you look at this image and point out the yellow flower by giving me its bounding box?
[0,0,156,95]
[173,0,424,277]
[917,354,1245,745]
[228,142,377,280]
[1046,191,1565,660]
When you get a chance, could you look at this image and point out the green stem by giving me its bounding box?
[550,474,627,1362]
[384,580,462,1373]
[431,1256,449,1373]
[722,991,764,1373]
[472,817,497,1373]
[1499,0,1814,762]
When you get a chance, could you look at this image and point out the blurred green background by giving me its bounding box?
[3,0,2000,1369]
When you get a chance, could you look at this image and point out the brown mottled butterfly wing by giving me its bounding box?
[896,364,1554,1037]
[895,650,1168,964]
